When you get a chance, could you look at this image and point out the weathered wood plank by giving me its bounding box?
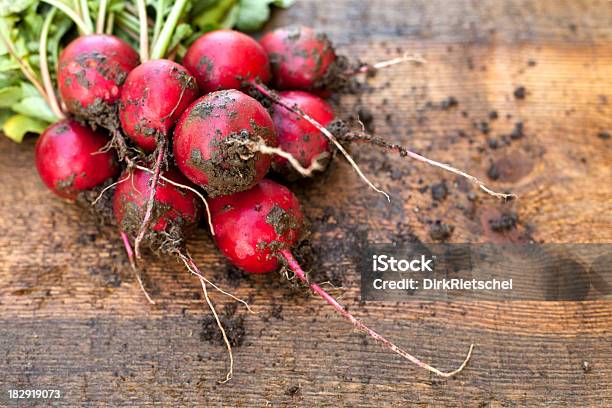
[0,0,610,406]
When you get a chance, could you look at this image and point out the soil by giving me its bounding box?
[514,86,526,99]
[75,178,117,226]
[510,122,525,140]
[489,212,519,232]
[431,181,448,201]
[429,220,455,241]
[200,302,246,347]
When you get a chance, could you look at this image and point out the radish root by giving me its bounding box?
[134,140,166,259]
[120,231,155,304]
[250,81,390,201]
[227,136,329,177]
[280,249,474,377]
[134,164,215,236]
[352,53,427,76]
[177,251,254,314]
[91,171,130,206]
[342,132,515,200]
[200,277,234,383]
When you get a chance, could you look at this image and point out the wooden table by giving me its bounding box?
[1,0,610,406]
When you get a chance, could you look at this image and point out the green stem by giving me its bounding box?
[41,0,92,34]
[150,0,187,60]
[96,0,109,34]
[115,20,139,41]
[80,0,94,33]
[152,0,166,48]
[39,8,64,119]
[136,0,149,61]
[118,11,140,32]
[105,12,115,34]
[116,12,140,35]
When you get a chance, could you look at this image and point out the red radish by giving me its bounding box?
[58,34,139,124]
[119,59,199,152]
[259,26,337,90]
[119,59,199,257]
[35,119,119,200]
[113,167,201,246]
[173,89,277,197]
[183,30,271,94]
[209,179,303,274]
[270,91,335,176]
[209,179,473,377]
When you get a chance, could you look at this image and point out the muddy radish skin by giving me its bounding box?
[209,179,303,273]
[35,119,119,200]
[259,26,337,90]
[58,34,139,121]
[119,59,199,152]
[113,168,201,242]
[173,89,278,197]
[271,91,335,176]
[183,30,271,93]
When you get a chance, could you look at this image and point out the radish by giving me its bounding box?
[270,91,335,177]
[259,26,337,90]
[119,59,199,257]
[260,25,426,92]
[209,179,473,377]
[113,167,201,249]
[119,59,199,153]
[35,119,119,200]
[173,89,277,197]
[58,34,139,122]
[183,30,271,94]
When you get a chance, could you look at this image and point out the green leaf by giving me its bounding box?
[219,2,240,29]
[19,81,40,97]
[12,95,56,122]
[2,113,47,142]
[0,85,21,107]
[191,0,238,30]
[0,0,37,17]
[271,0,294,7]
[168,23,193,52]
[235,0,272,32]
[0,108,12,127]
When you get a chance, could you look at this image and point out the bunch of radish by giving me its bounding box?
[13,7,518,379]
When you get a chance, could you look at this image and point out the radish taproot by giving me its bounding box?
[119,59,199,257]
[183,30,271,94]
[173,89,277,197]
[35,119,119,200]
[209,179,473,377]
[270,91,335,177]
[58,34,139,124]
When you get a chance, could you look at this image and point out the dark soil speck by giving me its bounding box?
[429,220,454,241]
[431,181,448,201]
[514,86,526,99]
[489,212,518,232]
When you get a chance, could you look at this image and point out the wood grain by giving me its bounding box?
[1,0,611,406]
